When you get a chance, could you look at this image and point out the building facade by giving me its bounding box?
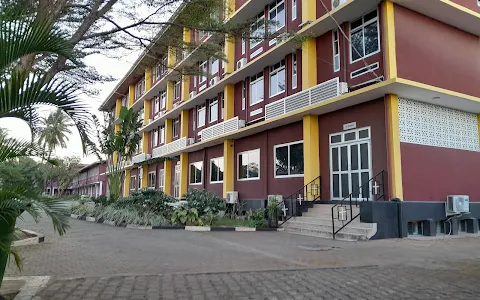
[100,0,480,237]
[71,161,107,197]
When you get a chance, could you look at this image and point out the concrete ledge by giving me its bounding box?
[3,276,50,300]
[12,229,45,247]
[70,214,79,219]
[185,226,211,231]
[103,220,116,226]
[85,217,96,222]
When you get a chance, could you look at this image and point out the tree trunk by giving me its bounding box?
[0,215,16,288]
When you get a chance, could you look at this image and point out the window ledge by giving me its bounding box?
[274,174,304,179]
[238,178,260,182]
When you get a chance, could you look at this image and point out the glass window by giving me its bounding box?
[210,157,224,183]
[274,141,304,177]
[199,61,208,83]
[241,81,246,110]
[138,173,142,189]
[292,54,297,89]
[148,172,156,189]
[121,95,128,107]
[270,60,286,96]
[210,57,219,75]
[161,56,168,75]
[139,108,144,124]
[130,176,136,191]
[154,96,160,114]
[198,104,206,127]
[160,125,165,144]
[160,91,166,110]
[189,162,203,184]
[241,37,246,54]
[249,72,264,106]
[250,12,265,49]
[350,10,379,62]
[158,169,165,192]
[135,78,145,100]
[209,99,218,123]
[153,129,158,147]
[173,81,181,100]
[333,30,340,72]
[173,118,179,138]
[269,0,285,34]
[238,149,260,180]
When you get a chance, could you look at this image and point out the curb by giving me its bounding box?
[67,214,280,232]
[12,229,45,247]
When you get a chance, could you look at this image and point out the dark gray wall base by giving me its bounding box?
[423,220,436,236]
[466,219,478,234]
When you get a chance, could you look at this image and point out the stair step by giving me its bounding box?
[291,216,366,226]
[285,220,372,235]
[284,226,365,242]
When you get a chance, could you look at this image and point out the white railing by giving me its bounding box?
[132,153,151,164]
[265,77,342,120]
[152,137,188,158]
[200,117,245,142]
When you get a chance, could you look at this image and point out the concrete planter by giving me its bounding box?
[86,217,96,222]
[12,229,45,247]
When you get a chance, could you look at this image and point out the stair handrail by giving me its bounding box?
[331,171,385,239]
[277,175,322,226]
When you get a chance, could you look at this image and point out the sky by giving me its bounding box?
[0,52,140,164]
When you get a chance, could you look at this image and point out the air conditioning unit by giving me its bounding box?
[238,119,246,128]
[339,82,349,94]
[332,0,347,9]
[236,58,247,70]
[446,195,470,215]
[209,76,219,86]
[190,91,197,98]
[187,138,195,145]
[226,191,238,204]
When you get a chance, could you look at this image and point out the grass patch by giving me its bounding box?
[213,218,251,227]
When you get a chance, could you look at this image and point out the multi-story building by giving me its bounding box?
[100,0,480,238]
[71,161,107,197]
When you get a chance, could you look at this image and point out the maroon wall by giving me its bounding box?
[318,98,388,200]
[234,122,304,200]
[450,0,480,12]
[401,143,480,202]
[395,4,480,98]
[235,0,248,10]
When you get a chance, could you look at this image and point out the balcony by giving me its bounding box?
[265,78,345,120]
[152,137,189,158]
[132,153,152,164]
[200,117,246,142]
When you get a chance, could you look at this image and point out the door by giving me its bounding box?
[173,163,180,198]
[329,127,372,200]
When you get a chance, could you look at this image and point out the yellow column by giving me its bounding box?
[183,27,191,43]
[224,35,235,75]
[302,0,316,23]
[302,38,317,89]
[166,80,174,110]
[384,1,397,79]
[477,114,480,147]
[115,98,122,118]
[123,169,131,196]
[167,46,176,69]
[165,119,173,144]
[181,76,190,101]
[303,115,320,186]
[224,0,235,20]
[224,84,234,120]
[128,85,135,107]
[223,139,234,198]
[179,152,189,198]
[145,67,152,91]
[164,160,172,196]
[180,110,189,138]
[142,100,151,154]
[386,94,403,200]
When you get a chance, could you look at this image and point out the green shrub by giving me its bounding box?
[247,208,267,228]
[113,189,176,218]
[184,189,225,217]
[171,207,203,226]
[71,204,94,217]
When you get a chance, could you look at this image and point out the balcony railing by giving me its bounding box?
[132,153,152,164]
[152,137,188,158]
[200,117,246,142]
[265,77,345,120]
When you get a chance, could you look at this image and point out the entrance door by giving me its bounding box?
[329,127,372,200]
[173,163,180,198]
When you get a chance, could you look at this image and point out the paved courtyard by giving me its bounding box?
[5,215,480,299]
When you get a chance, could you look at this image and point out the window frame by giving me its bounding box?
[159,125,165,144]
[189,161,203,185]
[269,60,286,97]
[349,10,380,63]
[154,96,160,114]
[147,171,156,189]
[160,91,166,110]
[292,53,298,89]
[210,157,224,184]
[153,129,159,147]
[158,169,165,192]
[209,98,218,123]
[130,175,137,191]
[173,118,179,138]
[333,30,340,72]
[250,12,265,49]
[173,81,181,100]
[210,57,219,75]
[199,61,208,84]
[197,104,206,128]
[292,0,297,20]
[273,140,304,178]
[269,0,286,34]
[134,78,145,100]
[249,72,264,106]
[237,149,261,181]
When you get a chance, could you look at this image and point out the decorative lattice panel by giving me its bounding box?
[398,98,479,152]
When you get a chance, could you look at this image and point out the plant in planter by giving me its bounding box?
[247,208,267,228]
[171,208,203,226]
[266,196,282,228]
[184,189,225,217]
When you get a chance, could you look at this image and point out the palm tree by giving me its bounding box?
[37,109,73,160]
[0,9,97,286]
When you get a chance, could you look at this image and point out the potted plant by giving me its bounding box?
[266,198,281,228]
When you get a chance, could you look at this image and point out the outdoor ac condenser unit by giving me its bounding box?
[339,82,349,94]
[226,191,238,204]
[446,195,470,215]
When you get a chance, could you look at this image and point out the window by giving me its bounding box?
[135,78,145,100]
[153,129,158,147]
[198,104,206,127]
[160,91,166,110]
[121,95,128,107]
[138,173,142,189]
[209,98,218,123]
[238,149,260,180]
[130,176,136,191]
[154,59,167,81]
[350,10,379,63]
[242,81,246,110]
[189,162,203,184]
[241,37,246,54]
[160,125,165,144]
[292,54,297,89]
[210,157,224,183]
[274,141,304,177]
[199,61,208,83]
[173,81,181,100]
[161,56,168,75]
[158,169,165,192]
[210,57,219,75]
[173,118,179,138]
[139,108,144,124]
[221,94,224,119]
[269,0,285,34]
[148,172,156,189]
[292,0,297,20]
[333,30,340,72]
[154,96,160,114]
[199,30,208,40]
[250,12,265,49]
[249,72,264,106]
[269,60,286,96]
[193,75,197,88]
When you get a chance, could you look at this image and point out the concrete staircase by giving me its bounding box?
[282,204,377,241]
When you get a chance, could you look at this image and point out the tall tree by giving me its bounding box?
[49,156,81,195]
[37,109,73,159]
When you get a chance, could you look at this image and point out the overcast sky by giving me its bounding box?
[0,52,140,164]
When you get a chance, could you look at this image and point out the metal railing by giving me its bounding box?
[277,176,322,226]
[331,171,385,239]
